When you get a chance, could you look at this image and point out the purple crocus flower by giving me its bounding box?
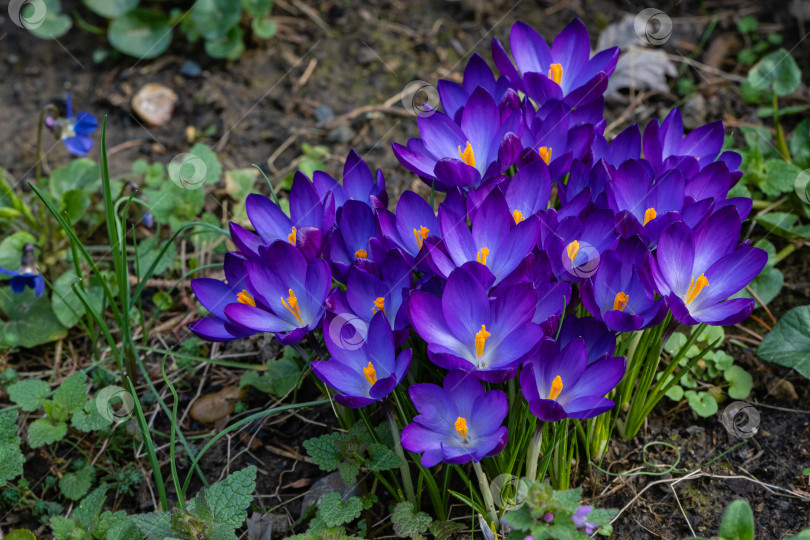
[400,370,508,466]
[326,199,386,281]
[377,191,439,262]
[392,87,522,191]
[46,94,98,156]
[409,267,544,382]
[0,243,45,297]
[557,316,616,365]
[492,19,619,107]
[189,253,257,342]
[437,53,514,123]
[224,241,331,345]
[326,250,412,346]
[520,338,625,422]
[643,108,741,176]
[312,149,388,210]
[237,172,335,260]
[590,124,641,167]
[425,189,539,287]
[312,311,411,408]
[543,209,617,281]
[580,237,668,332]
[650,207,767,326]
[607,159,685,244]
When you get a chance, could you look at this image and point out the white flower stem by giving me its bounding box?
[472,460,498,526]
[526,423,544,482]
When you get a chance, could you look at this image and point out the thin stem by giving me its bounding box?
[160,358,184,510]
[525,423,544,481]
[472,461,498,525]
[385,404,416,507]
[773,243,797,265]
[772,93,792,162]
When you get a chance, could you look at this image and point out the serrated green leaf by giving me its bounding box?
[8,379,51,411]
[391,501,432,538]
[303,433,343,471]
[0,440,25,487]
[202,465,256,528]
[760,160,802,196]
[552,488,583,512]
[367,442,403,471]
[28,417,67,447]
[74,484,107,525]
[585,508,617,527]
[59,465,95,500]
[54,372,88,414]
[50,516,77,540]
[337,460,360,486]
[71,398,113,432]
[758,306,810,379]
[136,235,176,279]
[317,492,362,527]
[429,520,466,540]
[130,511,173,540]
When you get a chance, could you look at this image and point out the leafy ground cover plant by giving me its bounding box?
[15,0,277,61]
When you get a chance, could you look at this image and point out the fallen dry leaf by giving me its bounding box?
[190,385,245,424]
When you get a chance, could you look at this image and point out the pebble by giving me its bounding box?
[180,60,202,78]
[682,93,707,130]
[300,472,357,513]
[327,125,355,143]
[132,83,178,126]
[314,105,334,124]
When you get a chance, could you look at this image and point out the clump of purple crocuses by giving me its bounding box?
[188,15,765,519]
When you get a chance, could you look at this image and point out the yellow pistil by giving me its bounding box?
[565,240,580,263]
[513,209,524,224]
[548,63,563,85]
[455,416,468,440]
[684,274,709,305]
[280,288,304,324]
[373,296,386,315]
[475,324,491,358]
[546,375,563,401]
[363,362,377,385]
[476,247,490,266]
[613,291,629,312]
[458,141,476,168]
[538,146,552,165]
[413,225,429,249]
[643,208,657,226]
[288,226,297,245]
[355,248,368,259]
[236,289,255,307]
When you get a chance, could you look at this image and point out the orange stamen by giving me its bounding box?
[363,362,377,385]
[236,289,255,307]
[475,324,491,358]
[566,240,580,263]
[413,226,429,249]
[538,146,552,165]
[280,288,304,324]
[513,209,524,224]
[355,249,368,259]
[288,226,297,245]
[546,375,563,400]
[476,247,490,266]
[643,208,657,226]
[613,292,629,312]
[685,274,709,305]
[548,63,563,86]
[455,416,468,439]
[373,296,386,315]
[458,141,476,168]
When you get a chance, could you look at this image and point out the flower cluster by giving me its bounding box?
[190,19,765,466]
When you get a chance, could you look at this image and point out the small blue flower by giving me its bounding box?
[47,94,98,156]
[0,244,45,297]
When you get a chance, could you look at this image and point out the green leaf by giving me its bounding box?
[790,119,810,169]
[757,105,809,118]
[391,501,432,538]
[551,487,583,512]
[49,158,100,201]
[664,332,687,355]
[724,366,753,400]
[317,492,363,527]
[303,433,342,471]
[71,398,113,432]
[108,9,173,59]
[205,26,245,61]
[251,17,276,39]
[50,517,77,540]
[0,411,24,487]
[240,0,272,15]
[756,212,809,239]
[337,461,360,486]
[82,0,138,18]
[718,499,755,540]
[8,379,51,411]
[202,465,257,528]
[28,417,68,447]
[135,236,176,279]
[759,160,803,196]
[586,508,618,527]
[130,511,173,540]
[758,306,810,379]
[26,0,72,39]
[4,530,36,540]
[61,190,91,225]
[429,520,466,540]
[664,384,684,401]
[54,372,88,414]
[686,391,718,417]
[51,271,106,328]
[0,288,68,348]
[59,465,95,500]
[737,16,758,33]
[191,0,243,40]
[0,231,36,269]
[502,505,535,530]
[748,48,802,96]
[367,442,404,471]
[713,351,735,371]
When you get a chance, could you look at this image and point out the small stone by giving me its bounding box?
[132,83,178,126]
[7,54,20,65]
[682,93,707,130]
[314,105,334,124]
[245,512,290,540]
[180,60,202,78]
[779,501,790,511]
[301,472,357,514]
[327,125,354,143]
